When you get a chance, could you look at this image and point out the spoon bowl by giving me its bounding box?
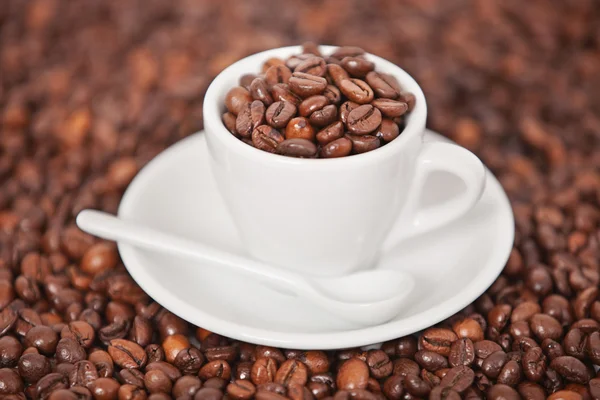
[76,209,414,327]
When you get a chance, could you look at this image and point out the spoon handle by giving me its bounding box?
[76,210,303,289]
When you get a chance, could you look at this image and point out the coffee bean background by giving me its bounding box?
[1,0,600,398]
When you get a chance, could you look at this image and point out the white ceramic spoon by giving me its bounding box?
[76,209,414,327]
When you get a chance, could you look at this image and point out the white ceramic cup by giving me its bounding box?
[204,45,486,277]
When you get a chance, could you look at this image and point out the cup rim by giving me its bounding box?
[203,45,427,167]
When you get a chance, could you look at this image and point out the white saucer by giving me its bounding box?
[117,129,514,350]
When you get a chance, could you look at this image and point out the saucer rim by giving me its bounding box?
[117,129,514,349]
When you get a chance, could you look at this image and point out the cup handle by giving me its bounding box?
[391,141,486,242]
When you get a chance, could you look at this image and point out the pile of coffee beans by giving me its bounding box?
[222,45,416,158]
[1,0,600,399]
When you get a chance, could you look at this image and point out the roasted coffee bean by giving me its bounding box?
[81,243,117,276]
[449,338,475,367]
[316,121,345,146]
[194,387,223,400]
[339,101,359,125]
[266,101,297,129]
[374,120,400,143]
[227,380,256,400]
[530,313,563,341]
[235,361,253,380]
[250,78,274,106]
[487,384,520,400]
[17,353,51,383]
[69,360,98,388]
[56,337,86,364]
[288,72,328,98]
[174,347,204,375]
[345,134,380,154]
[294,57,327,77]
[550,356,590,384]
[285,117,316,141]
[108,339,147,369]
[99,318,130,343]
[146,361,182,382]
[402,374,430,397]
[90,377,120,400]
[323,85,342,105]
[542,338,565,360]
[0,336,23,368]
[88,350,114,379]
[275,359,308,387]
[61,321,95,349]
[518,382,547,399]
[265,65,292,87]
[299,96,329,117]
[415,350,448,372]
[429,386,461,400]
[173,375,201,398]
[340,57,374,78]
[481,351,508,379]
[346,105,382,135]
[371,99,408,118]
[271,84,302,106]
[365,350,392,379]
[327,64,350,87]
[339,79,374,104]
[420,328,458,357]
[144,369,172,394]
[276,138,318,158]
[225,87,253,115]
[497,360,522,386]
[320,137,353,158]
[440,366,475,393]
[254,346,286,364]
[236,101,266,137]
[309,104,338,127]
[119,368,145,388]
[240,74,258,90]
[199,360,232,381]
[523,347,547,382]
[365,72,398,99]
[36,372,67,398]
[336,358,368,390]
[252,125,285,153]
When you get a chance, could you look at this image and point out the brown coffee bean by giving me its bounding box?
[146,361,181,381]
[339,79,374,104]
[56,337,86,364]
[449,338,475,367]
[108,339,147,369]
[119,368,145,388]
[227,380,256,400]
[252,125,285,153]
[81,243,117,275]
[24,325,58,355]
[429,386,461,400]
[530,313,563,341]
[225,87,253,115]
[548,390,584,400]
[365,71,399,99]
[487,384,520,400]
[61,321,95,348]
[274,359,308,387]
[294,57,327,77]
[340,57,374,78]
[415,350,449,372]
[69,360,98,388]
[276,138,317,158]
[374,119,400,143]
[336,358,368,390]
[323,85,342,105]
[371,99,408,118]
[240,73,258,89]
[270,84,302,106]
[497,360,522,386]
[420,328,458,357]
[326,64,350,87]
[174,347,204,375]
[17,353,51,383]
[440,366,475,393]
[285,117,315,141]
[288,72,328,98]
[265,101,297,129]
[346,105,382,135]
[0,336,22,368]
[365,350,392,379]
[550,356,590,384]
[144,369,172,394]
[298,95,329,117]
[522,346,546,382]
[250,78,274,106]
[345,134,380,154]
[316,121,344,146]
[254,346,286,364]
[172,375,201,398]
[162,333,190,364]
[481,351,508,379]
[320,137,353,158]
[265,65,292,87]
[35,372,66,398]
[308,104,337,127]
[199,360,232,381]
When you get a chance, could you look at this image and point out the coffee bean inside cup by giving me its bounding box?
[222,45,416,158]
